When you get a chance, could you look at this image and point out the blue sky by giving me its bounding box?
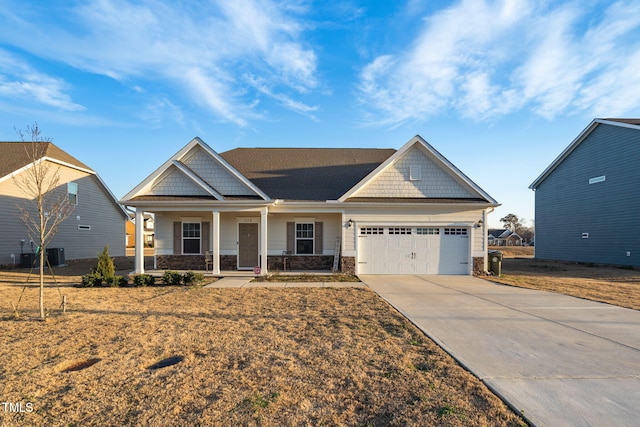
[2,0,640,228]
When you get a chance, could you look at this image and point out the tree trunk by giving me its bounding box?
[39,247,45,319]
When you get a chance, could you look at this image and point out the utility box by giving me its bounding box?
[46,248,65,267]
[20,253,34,268]
[488,250,503,276]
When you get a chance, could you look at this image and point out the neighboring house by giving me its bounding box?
[0,142,128,266]
[488,229,523,246]
[530,118,640,266]
[121,135,499,275]
[126,213,155,248]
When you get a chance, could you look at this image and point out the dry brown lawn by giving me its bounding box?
[0,282,524,426]
[489,248,640,311]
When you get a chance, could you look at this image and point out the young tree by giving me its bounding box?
[499,213,525,232]
[13,124,74,319]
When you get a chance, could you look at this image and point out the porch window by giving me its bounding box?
[296,223,314,254]
[182,222,201,254]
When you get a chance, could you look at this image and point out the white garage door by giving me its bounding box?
[357,226,470,275]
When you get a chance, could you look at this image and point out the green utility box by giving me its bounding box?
[488,250,503,276]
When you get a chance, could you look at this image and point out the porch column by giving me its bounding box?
[134,208,144,274]
[212,210,220,275]
[261,207,268,275]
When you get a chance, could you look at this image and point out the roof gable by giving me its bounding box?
[530,118,640,189]
[340,135,498,204]
[121,137,269,202]
[0,141,93,182]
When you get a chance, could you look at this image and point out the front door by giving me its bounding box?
[238,223,259,269]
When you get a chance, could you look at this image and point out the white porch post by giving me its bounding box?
[212,210,220,275]
[134,208,144,274]
[261,207,268,275]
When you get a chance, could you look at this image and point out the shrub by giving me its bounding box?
[79,271,102,288]
[183,271,205,286]
[95,246,115,283]
[133,274,155,287]
[162,270,182,286]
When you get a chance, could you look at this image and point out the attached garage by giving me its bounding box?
[357,226,470,275]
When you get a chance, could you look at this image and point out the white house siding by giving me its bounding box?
[353,146,475,199]
[0,163,125,265]
[181,146,256,196]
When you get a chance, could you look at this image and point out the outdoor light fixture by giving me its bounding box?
[476,219,483,228]
[348,219,353,228]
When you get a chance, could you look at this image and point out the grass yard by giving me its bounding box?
[491,248,640,310]
[0,284,524,427]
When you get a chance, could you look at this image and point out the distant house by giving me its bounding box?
[121,135,499,275]
[488,229,523,246]
[0,142,128,266]
[127,212,155,248]
[530,118,640,266]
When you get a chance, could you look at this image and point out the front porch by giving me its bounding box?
[133,208,350,276]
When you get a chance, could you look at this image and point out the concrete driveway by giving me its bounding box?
[360,274,640,427]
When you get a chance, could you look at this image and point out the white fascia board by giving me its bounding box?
[121,138,204,201]
[338,135,498,204]
[194,137,271,201]
[172,160,224,199]
[529,119,600,189]
[0,156,95,184]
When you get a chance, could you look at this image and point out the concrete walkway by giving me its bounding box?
[360,274,640,427]
[204,277,366,288]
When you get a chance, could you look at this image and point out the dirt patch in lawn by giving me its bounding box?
[490,257,640,310]
[0,285,524,427]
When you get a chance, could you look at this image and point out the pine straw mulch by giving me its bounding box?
[0,285,525,427]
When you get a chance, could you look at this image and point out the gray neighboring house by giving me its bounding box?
[0,142,128,266]
[529,118,640,266]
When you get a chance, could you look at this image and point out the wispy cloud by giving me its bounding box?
[0,0,318,126]
[0,49,86,112]
[358,0,640,125]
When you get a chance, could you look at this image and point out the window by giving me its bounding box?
[296,223,314,254]
[416,227,439,235]
[68,182,78,205]
[410,165,422,181]
[182,222,201,254]
[360,227,384,235]
[444,228,468,235]
[389,227,412,235]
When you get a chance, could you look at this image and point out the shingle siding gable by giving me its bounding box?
[353,146,476,199]
[182,146,256,196]
[148,166,210,197]
[535,124,640,265]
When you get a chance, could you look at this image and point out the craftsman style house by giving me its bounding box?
[121,135,499,275]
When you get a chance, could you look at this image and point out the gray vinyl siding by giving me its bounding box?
[535,124,640,266]
[0,163,126,265]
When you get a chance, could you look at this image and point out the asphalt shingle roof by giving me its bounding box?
[220,148,396,200]
[0,142,92,179]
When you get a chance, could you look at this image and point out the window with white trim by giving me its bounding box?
[182,222,201,254]
[68,182,78,205]
[296,223,314,254]
[389,227,412,235]
[444,228,468,235]
[416,227,439,235]
[360,227,384,235]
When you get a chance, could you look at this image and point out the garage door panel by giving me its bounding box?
[358,226,469,275]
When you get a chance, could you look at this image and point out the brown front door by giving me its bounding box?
[238,223,259,269]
